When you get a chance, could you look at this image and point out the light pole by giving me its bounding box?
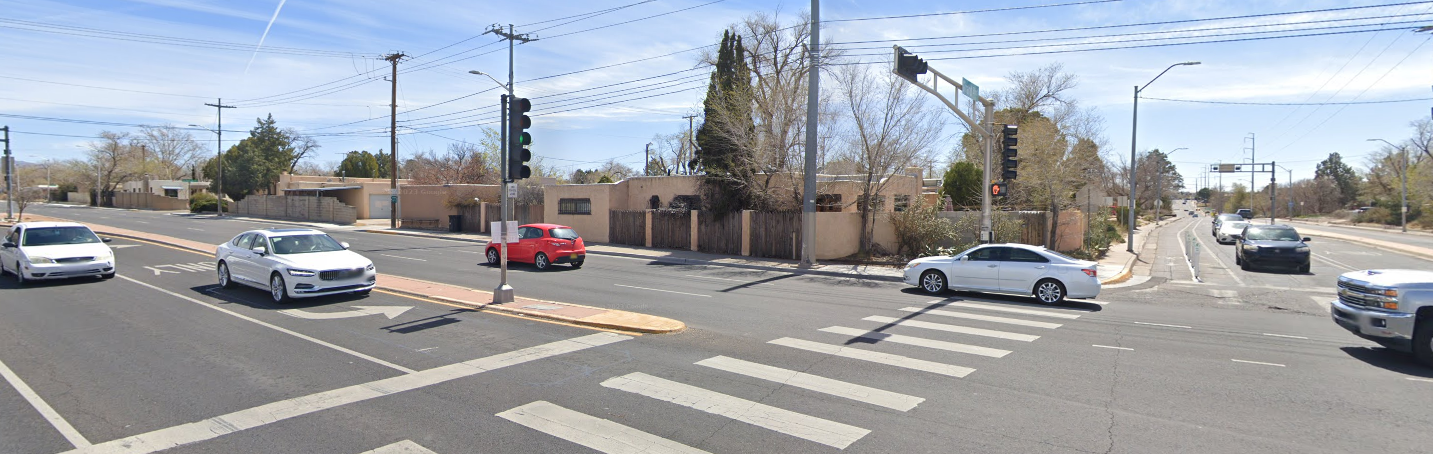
[1129,61,1200,251]
[470,69,518,304]
[1276,164,1293,220]
[189,123,225,216]
[1368,138,1409,232]
[1155,147,1186,222]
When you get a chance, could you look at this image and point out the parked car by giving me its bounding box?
[0,221,115,284]
[1235,208,1253,219]
[1212,213,1244,237]
[215,228,376,303]
[486,223,586,270]
[1330,269,1433,366]
[1234,224,1311,273]
[902,243,1100,305]
[1216,220,1249,244]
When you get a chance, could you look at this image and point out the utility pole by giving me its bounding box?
[204,99,235,216]
[2,125,11,221]
[683,114,697,175]
[383,53,406,229]
[644,142,651,176]
[800,0,820,267]
[1245,133,1256,209]
[484,24,534,304]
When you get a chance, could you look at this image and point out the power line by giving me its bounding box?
[0,18,370,58]
[826,0,1120,23]
[519,0,656,27]
[541,0,727,40]
[1143,96,1433,105]
[0,75,210,99]
[528,0,658,33]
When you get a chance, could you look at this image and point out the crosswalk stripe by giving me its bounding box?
[498,401,711,454]
[818,326,1011,358]
[695,356,924,411]
[602,372,870,449]
[933,301,1081,319]
[861,316,1039,342]
[359,440,438,454]
[897,307,1062,329]
[769,338,975,378]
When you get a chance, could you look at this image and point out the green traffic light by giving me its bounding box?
[518,132,531,146]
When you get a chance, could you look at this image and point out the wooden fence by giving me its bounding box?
[650,210,691,250]
[750,211,802,260]
[609,210,647,247]
[230,195,357,224]
[480,204,545,232]
[698,211,743,256]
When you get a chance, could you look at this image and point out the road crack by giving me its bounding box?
[1103,330,1124,454]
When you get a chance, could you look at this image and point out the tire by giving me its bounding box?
[100,272,115,280]
[919,270,947,294]
[1235,254,1241,266]
[571,258,584,269]
[1299,263,1311,274]
[1034,279,1066,305]
[14,261,26,286]
[217,262,235,289]
[1413,317,1433,368]
[1239,257,1250,271]
[486,248,500,266]
[269,273,290,304]
[534,253,550,270]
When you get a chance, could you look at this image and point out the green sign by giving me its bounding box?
[961,78,979,100]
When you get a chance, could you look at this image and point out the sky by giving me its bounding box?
[2,0,1431,191]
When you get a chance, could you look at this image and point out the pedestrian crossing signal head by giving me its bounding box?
[990,182,1008,197]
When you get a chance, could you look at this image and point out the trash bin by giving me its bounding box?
[448,215,464,232]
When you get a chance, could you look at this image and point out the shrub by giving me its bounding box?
[888,198,954,258]
[189,192,228,212]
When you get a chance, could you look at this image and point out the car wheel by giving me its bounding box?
[919,270,947,294]
[1413,317,1433,368]
[1239,258,1250,271]
[571,258,583,269]
[534,253,550,270]
[486,248,500,266]
[100,272,115,280]
[1034,279,1066,305]
[13,261,26,286]
[270,273,290,304]
[1299,263,1310,274]
[217,262,234,289]
[1235,254,1241,266]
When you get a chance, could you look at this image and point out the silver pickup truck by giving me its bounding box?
[1331,269,1433,366]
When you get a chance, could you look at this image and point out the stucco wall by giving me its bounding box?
[545,183,623,243]
[619,176,701,210]
[397,184,501,230]
[812,212,898,259]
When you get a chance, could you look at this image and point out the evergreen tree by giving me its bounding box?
[335,151,381,178]
[695,29,756,216]
[1315,152,1360,207]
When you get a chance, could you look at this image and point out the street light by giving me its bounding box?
[468,70,509,91]
[1129,61,1200,252]
[1368,138,1409,232]
[189,124,224,217]
[1155,147,1187,222]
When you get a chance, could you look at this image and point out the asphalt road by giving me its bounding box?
[2,204,1430,453]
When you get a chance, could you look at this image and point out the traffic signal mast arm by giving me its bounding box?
[892,46,994,141]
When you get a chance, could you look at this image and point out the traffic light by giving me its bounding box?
[1000,124,1018,181]
[990,182,1008,197]
[893,46,928,82]
[507,96,533,180]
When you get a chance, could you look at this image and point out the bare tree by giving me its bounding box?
[135,125,205,180]
[86,131,140,206]
[283,128,322,173]
[403,128,501,185]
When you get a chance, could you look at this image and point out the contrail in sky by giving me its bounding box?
[245,0,288,74]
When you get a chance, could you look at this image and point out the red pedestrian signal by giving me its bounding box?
[990,182,1008,197]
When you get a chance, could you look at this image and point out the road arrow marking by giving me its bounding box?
[110,244,141,249]
[280,305,413,320]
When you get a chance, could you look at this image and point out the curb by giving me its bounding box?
[1297,228,1433,262]
[1099,220,1167,285]
[357,228,907,283]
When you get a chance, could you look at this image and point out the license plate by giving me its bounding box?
[569,254,578,259]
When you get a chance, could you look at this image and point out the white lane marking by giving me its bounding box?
[896,307,1062,329]
[613,284,710,298]
[1132,321,1192,329]
[861,316,1039,342]
[143,266,182,276]
[602,372,870,450]
[359,440,438,454]
[169,263,210,272]
[416,347,438,352]
[379,253,427,262]
[1262,333,1309,340]
[186,228,204,231]
[695,356,923,411]
[134,221,148,224]
[1194,233,1246,286]
[1092,345,1134,351]
[453,250,482,254]
[1310,296,1333,313]
[683,274,746,282]
[1407,378,1433,383]
[818,326,1011,358]
[498,401,711,454]
[115,275,416,374]
[1075,300,1113,305]
[280,306,414,320]
[933,301,1081,319]
[109,245,140,249]
[0,357,92,448]
[63,333,630,454]
[769,338,975,378]
[1312,252,1358,271]
[1231,359,1286,367]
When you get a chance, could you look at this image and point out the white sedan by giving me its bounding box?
[1216,221,1250,244]
[1,221,116,284]
[902,243,1100,305]
[215,228,376,303]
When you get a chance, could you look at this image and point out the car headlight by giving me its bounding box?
[95,251,113,261]
[287,269,316,277]
[1295,245,1309,253]
[1241,244,1258,252]
[904,261,918,270]
[365,263,375,271]
[27,256,55,264]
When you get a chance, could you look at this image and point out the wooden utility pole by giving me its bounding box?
[203,99,235,216]
[682,114,697,175]
[384,53,406,229]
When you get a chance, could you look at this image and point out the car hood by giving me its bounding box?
[1341,269,1433,288]
[20,243,112,259]
[272,250,372,271]
[908,256,953,267]
[1244,239,1304,248]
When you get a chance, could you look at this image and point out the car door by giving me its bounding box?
[1,227,19,267]
[515,227,541,262]
[226,234,258,283]
[946,246,1005,291]
[999,248,1052,293]
[249,235,280,280]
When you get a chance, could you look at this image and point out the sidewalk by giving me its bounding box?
[2,214,686,334]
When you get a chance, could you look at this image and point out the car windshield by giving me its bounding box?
[549,228,579,240]
[268,234,345,255]
[21,226,101,246]
[1219,214,1243,221]
[1244,227,1300,241]
[1224,222,1248,231]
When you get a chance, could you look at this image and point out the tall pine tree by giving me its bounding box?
[695,30,755,216]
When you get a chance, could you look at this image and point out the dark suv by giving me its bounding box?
[1235,225,1311,273]
[1235,208,1253,219]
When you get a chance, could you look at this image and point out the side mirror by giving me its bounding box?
[340,241,350,250]
[1303,237,1312,242]
[102,238,113,243]
[959,255,969,262]
[1,242,13,248]
[251,246,267,256]
[1231,234,1243,240]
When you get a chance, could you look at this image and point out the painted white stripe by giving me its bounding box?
[1132,321,1192,329]
[683,274,746,282]
[897,307,1062,329]
[379,253,427,262]
[1407,377,1433,383]
[1310,296,1333,313]
[170,263,209,272]
[1231,359,1286,367]
[1262,333,1309,340]
[769,338,975,378]
[359,440,438,454]
[818,326,1010,358]
[63,332,629,454]
[498,401,711,454]
[602,372,870,449]
[0,357,92,448]
[613,284,710,298]
[695,356,923,411]
[1092,345,1134,351]
[933,301,1081,319]
[1069,299,1112,305]
[116,275,417,374]
[861,316,1039,342]
[186,228,204,231]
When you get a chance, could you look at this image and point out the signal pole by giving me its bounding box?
[484,24,534,304]
[383,53,406,229]
[683,114,697,175]
[2,125,11,220]
[801,0,820,267]
[203,99,235,216]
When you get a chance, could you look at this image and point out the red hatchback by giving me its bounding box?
[486,223,586,270]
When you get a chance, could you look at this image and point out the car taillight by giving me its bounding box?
[1082,268,1097,277]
